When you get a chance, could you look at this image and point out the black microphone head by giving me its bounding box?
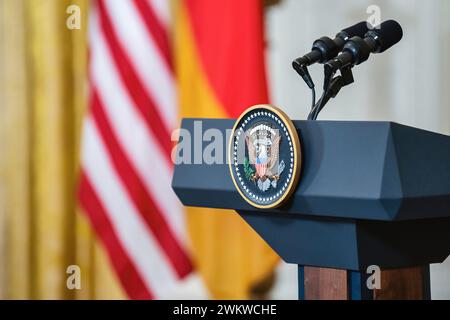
[367,20,403,53]
[339,21,371,39]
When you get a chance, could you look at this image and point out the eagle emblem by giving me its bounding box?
[244,123,285,192]
[229,104,301,209]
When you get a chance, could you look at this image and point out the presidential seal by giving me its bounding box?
[229,104,301,209]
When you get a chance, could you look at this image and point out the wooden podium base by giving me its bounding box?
[298,266,430,300]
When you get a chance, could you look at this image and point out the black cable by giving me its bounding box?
[308,75,329,120]
[311,87,316,110]
[313,75,347,120]
[312,93,326,120]
[308,66,352,120]
[308,92,324,120]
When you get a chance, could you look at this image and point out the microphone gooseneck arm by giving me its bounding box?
[308,67,354,120]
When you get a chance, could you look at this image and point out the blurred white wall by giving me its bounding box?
[266,0,450,299]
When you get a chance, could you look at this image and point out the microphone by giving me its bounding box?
[292,21,370,88]
[325,20,403,73]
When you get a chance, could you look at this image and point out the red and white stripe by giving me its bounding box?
[79,0,192,299]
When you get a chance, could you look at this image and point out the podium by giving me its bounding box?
[172,118,450,300]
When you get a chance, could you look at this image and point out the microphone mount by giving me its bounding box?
[308,66,354,120]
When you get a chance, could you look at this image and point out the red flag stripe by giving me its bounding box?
[132,0,173,72]
[184,0,269,117]
[78,171,154,299]
[97,0,172,161]
[90,89,192,278]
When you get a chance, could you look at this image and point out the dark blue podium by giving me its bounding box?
[172,119,450,300]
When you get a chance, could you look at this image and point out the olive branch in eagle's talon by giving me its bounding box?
[243,157,256,181]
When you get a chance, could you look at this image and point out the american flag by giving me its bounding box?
[78,0,192,299]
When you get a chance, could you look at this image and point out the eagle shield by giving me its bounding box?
[245,123,283,191]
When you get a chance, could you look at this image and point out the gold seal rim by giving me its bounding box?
[228,104,302,209]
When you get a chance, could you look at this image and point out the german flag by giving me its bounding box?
[175,0,279,299]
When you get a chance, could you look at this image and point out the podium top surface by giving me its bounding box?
[172,119,450,221]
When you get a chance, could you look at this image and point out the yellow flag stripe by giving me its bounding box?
[175,2,279,299]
